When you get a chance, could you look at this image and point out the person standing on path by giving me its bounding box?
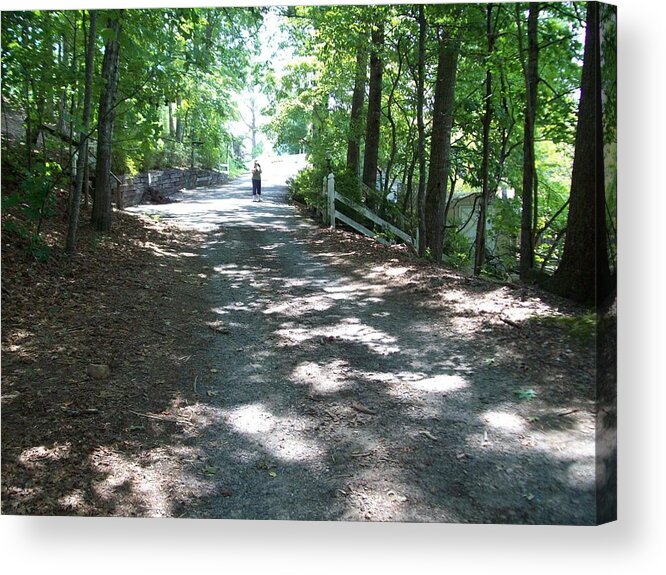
[251,160,262,201]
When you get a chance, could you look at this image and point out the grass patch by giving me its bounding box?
[536,312,597,343]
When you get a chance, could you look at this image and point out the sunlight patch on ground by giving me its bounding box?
[565,460,595,489]
[214,263,261,276]
[403,373,469,394]
[264,295,335,317]
[530,428,595,459]
[90,445,212,517]
[138,241,183,258]
[57,490,86,511]
[276,317,400,355]
[366,264,412,279]
[222,402,324,464]
[440,289,469,303]
[482,410,527,433]
[18,443,71,470]
[323,281,387,300]
[442,285,558,325]
[292,360,351,394]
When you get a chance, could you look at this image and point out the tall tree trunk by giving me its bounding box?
[362,22,384,191]
[168,102,175,137]
[66,10,96,253]
[346,45,367,176]
[92,11,122,233]
[383,38,404,195]
[57,37,68,166]
[550,2,611,306]
[518,3,539,279]
[474,4,497,275]
[176,96,184,143]
[416,4,427,257]
[425,26,460,263]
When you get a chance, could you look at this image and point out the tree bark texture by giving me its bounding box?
[362,22,384,191]
[92,12,122,233]
[176,96,184,143]
[474,4,497,276]
[346,45,367,177]
[425,28,460,263]
[168,102,175,137]
[519,3,539,279]
[550,1,612,306]
[416,4,427,257]
[66,10,96,253]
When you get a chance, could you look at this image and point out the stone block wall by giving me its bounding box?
[116,167,229,207]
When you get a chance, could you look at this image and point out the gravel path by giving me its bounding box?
[128,155,597,524]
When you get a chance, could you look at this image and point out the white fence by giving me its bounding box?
[321,173,418,250]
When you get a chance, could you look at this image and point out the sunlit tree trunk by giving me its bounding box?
[474,4,497,276]
[92,11,122,233]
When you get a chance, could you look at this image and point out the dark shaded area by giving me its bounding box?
[596,289,617,524]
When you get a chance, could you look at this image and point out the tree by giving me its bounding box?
[517,2,540,279]
[549,1,612,306]
[473,4,499,275]
[346,44,367,176]
[91,11,123,233]
[362,21,384,191]
[66,10,97,253]
[416,4,427,257]
[425,12,461,263]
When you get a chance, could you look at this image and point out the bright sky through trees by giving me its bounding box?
[232,7,293,159]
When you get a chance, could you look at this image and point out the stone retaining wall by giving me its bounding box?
[116,167,229,207]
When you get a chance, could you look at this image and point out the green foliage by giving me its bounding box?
[375,228,399,244]
[484,196,520,278]
[2,6,263,190]
[286,165,326,208]
[263,57,319,155]
[1,161,62,262]
[514,388,537,401]
[442,225,473,270]
[162,141,190,168]
[536,312,597,344]
[333,169,363,203]
[28,235,52,262]
[16,162,62,233]
[1,4,609,284]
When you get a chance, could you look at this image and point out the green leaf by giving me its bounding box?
[515,389,537,400]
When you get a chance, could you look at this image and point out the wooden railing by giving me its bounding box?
[322,173,418,250]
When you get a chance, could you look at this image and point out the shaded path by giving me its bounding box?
[128,156,596,524]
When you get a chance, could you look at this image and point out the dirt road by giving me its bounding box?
[125,156,597,524]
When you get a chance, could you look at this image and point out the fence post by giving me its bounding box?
[321,175,327,222]
[327,173,336,228]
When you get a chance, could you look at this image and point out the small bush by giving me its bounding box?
[442,226,473,269]
[287,165,327,209]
